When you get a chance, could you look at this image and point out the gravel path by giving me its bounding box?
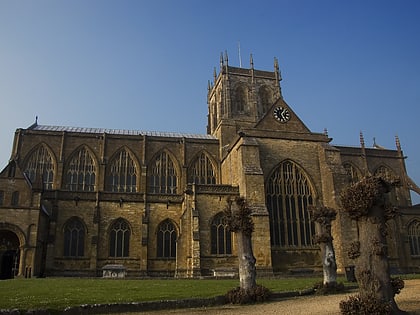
[136,279,420,315]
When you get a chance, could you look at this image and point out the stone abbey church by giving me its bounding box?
[1,55,420,280]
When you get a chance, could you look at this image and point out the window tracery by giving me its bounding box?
[63,218,85,257]
[65,147,96,191]
[24,145,55,190]
[109,219,130,257]
[266,160,315,247]
[106,149,138,192]
[189,152,216,185]
[157,219,177,258]
[408,220,420,256]
[149,151,178,194]
[211,213,232,255]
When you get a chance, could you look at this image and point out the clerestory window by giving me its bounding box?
[149,151,178,194]
[24,145,55,190]
[65,147,96,191]
[106,149,138,192]
[189,152,216,185]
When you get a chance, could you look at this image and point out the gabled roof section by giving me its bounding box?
[28,124,217,140]
[255,97,312,134]
[0,160,33,189]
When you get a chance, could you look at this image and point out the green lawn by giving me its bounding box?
[0,275,417,312]
[0,276,323,311]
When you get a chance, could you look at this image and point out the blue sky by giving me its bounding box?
[1,0,419,203]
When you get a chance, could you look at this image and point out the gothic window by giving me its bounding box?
[8,161,16,178]
[11,191,19,206]
[188,152,216,185]
[157,219,177,258]
[408,220,420,256]
[0,191,3,206]
[374,165,397,202]
[343,163,361,184]
[106,149,138,192]
[109,219,130,257]
[257,86,272,118]
[24,145,55,190]
[374,165,395,181]
[63,218,85,257]
[65,147,96,191]
[266,160,315,247]
[211,213,232,255]
[234,85,247,114]
[149,151,178,194]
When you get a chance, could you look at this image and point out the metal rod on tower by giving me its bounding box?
[238,41,242,68]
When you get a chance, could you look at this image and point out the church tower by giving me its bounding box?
[207,53,283,149]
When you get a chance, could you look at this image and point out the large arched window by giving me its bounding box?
[63,218,85,257]
[109,219,130,258]
[106,149,138,192]
[189,152,216,185]
[149,151,178,194]
[65,147,96,191]
[211,213,232,255]
[24,144,55,190]
[408,220,420,256]
[157,219,177,258]
[343,162,361,184]
[266,160,315,247]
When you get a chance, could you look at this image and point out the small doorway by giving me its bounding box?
[0,230,20,279]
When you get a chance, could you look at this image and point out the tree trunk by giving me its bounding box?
[321,240,337,286]
[355,204,405,314]
[236,230,256,290]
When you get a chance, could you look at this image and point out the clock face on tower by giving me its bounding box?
[273,106,291,123]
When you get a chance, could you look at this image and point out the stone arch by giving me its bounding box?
[0,223,26,279]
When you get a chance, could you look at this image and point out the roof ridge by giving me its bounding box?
[30,124,217,140]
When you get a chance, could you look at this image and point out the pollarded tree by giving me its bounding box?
[309,205,338,289]
[339,176,406,315]
[224,197,270,304]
